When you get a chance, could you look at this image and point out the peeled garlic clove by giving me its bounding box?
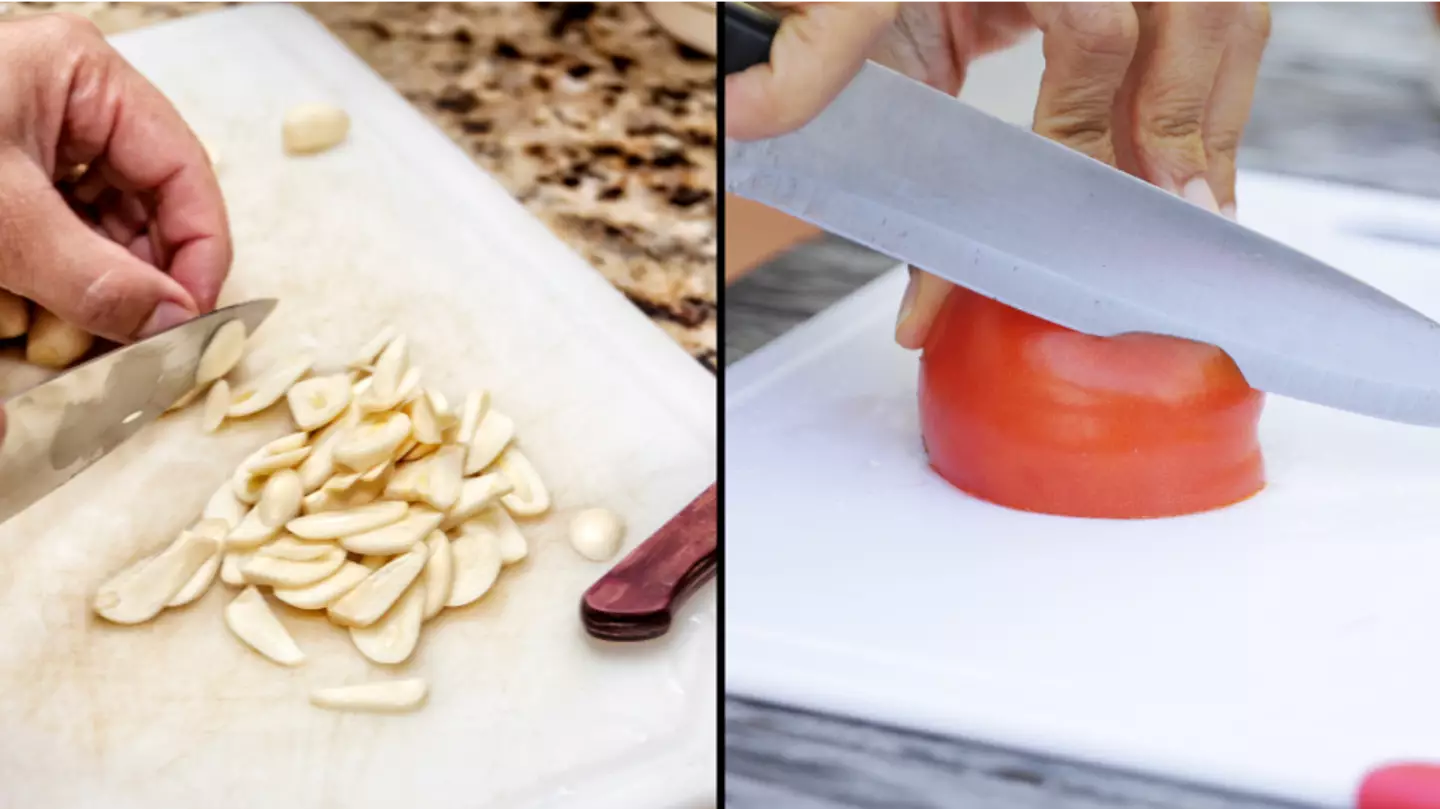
[286,373,351,431]
[287,500,408,540]
[340,508,441,555]
[241,545,346,587]
[327,544,428,627]
[272,561,369,610]
[456,390,489,445]
[224,586,305,666]
[310,679,427,713]
[220,550,252,586]
[202,379,230,433]
[228,354,315,417]
[441,472,514,530]
[225,507,283,549]
[470,506,528,565]
[232,467,265,505]
[350,579,425,665]
[94,533,220,624]
[166,547,222,608]
[333,412,411,472]
[257,535,334,561]
[247,446,311,475]
[298,404,360,492]
[421,530,452,620]
[371,334,408,402]
[282,102,350,155]
[257,469,303,528]
[463,409,514,475]
[349,326,397,370]
[203,482,247,529]
[497,449,549,517]
[569,507,625,562]
[418,445,463,511]
[407,393,442,445]
[445,523,502,608]
[197,319,247,387]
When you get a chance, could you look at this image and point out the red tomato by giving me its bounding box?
[919,288,1265,519]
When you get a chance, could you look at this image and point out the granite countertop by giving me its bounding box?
[0,1,717,368]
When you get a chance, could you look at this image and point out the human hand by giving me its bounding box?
[725,2,1270,348]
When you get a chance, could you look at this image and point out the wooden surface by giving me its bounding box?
[723,4,1440,807]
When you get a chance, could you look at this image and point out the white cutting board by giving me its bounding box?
[0,6,716,809]
[726,171,1440,809]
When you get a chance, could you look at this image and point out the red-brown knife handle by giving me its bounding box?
[582,483,717,642]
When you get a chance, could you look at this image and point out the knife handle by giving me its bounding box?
[724,3,779,76]
[581,483,717,642]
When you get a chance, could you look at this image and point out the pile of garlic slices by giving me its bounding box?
[93,321,586,715]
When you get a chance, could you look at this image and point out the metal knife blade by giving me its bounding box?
[724,12,1440,427]
[0,299,276,524]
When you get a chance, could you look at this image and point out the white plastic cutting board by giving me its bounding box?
[0,6,716,809]
[726,171,1440,809]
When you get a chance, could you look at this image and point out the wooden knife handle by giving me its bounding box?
[724,3,779,76]
[581,483,717,642]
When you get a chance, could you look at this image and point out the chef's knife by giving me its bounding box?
[725,3,1440,428]
[0,299,277,524]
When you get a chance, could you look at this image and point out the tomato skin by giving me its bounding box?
[919,288,1265,519]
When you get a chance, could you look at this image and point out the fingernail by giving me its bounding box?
[1220,203,1237,222]
[1180,177,1222,215]
[897,268,919,333]
[137,301,194,339]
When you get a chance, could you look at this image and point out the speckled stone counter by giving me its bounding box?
[0,1,717,368]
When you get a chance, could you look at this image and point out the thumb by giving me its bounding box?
[0,162,197,343]
[895,267,955,350]
[726,2,897,140]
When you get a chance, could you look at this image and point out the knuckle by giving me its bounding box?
[1139,98,1207,143]
[1054,3,1140,61]
[1206,128,1243,160]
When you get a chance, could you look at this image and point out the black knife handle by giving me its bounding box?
[724,3,780,76]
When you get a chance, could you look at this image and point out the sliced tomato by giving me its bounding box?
[919,288,1265,519]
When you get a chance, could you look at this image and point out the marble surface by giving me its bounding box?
[726,3,1440,808]
[0,1,717,368]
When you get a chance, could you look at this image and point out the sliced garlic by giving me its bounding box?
[470,506,528,565]
[232,467,266,505]
[333,412,411,472]
[497,449,549,517]
[349,326,397,370]
[309,679,427,713]
[202,379,230,433]
[256,535,334,561]
[393,437,419,462]
[286,374,351,431]
[247,446,311,475]
[384,461,424,501]
[197,319,247,386]
[287,500,408,540]
[225,507,283,549]
[371,334,408,402]
[323,471,363,493]
[272,561,369,610]
[417,445,463,511]
[202,482,247,529]
[224,586,305,666]
[445,522,502,608]
[441,472,514,530]
[359,459,391,483]
[456,390,489,445]
[361,554,388,569]
[94,532,220,624]
[165,520,229,607]
[166,384,204,413]
[402,441,439,462]
[220,550,252,586]
[463,409,514,476]
[228,354,315,417]
[327,544,428,627]
[298,403,361,492]
[569,507,625,561]
[301,489,337,515]
[407,393,442,444]
[257,469,303,528]
[421,530,452,620]
[350,579,425,665]
[426,389,456,429]
[340,508,442,555]
[358,366,421,413]
[241,545,346,587]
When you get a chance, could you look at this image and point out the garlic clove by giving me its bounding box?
[257,469,303,527]
[246,446,311,475]
[370,334,408,402]
[349,326,397,370]
[286,373,352,431]
[241,545,346,587]
[256,535,335,561]
[407,392,442,445]
[301,489,337,515]
[309,679,427,713]
[568,507,626,562]
[224,586,305,666]
[339,508,442,555]
[165,520,229,607]
[417,445,463,511]
[203,481,247,529]
[463,409,514,475]
[455,390,490,445]
[349,579,425,665]
[327,544,428,627]
[441,472,514,530]
[420,530,452,620]
[94,532,220,624]
[497,449,549,517]
[426,389,456,430]
[202,379,230,433]
[470,506,528,565]
[298,403,361,492]
[272,561,369,610]
[225,507,283,549]
[196,319,247,387]
[228,354,315,417]
[322,471,363,493]
[220,550,253,586]
[232,467,266,505]
[403,440,439,462]
[445,522,502,608]
[287,500,408,540]
[359,459,391,483]
[333,412,411,472]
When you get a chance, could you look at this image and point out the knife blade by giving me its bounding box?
[724,3,1440,428]
[0,299,276,524]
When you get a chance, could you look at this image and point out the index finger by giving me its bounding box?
[58,30,232,311]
